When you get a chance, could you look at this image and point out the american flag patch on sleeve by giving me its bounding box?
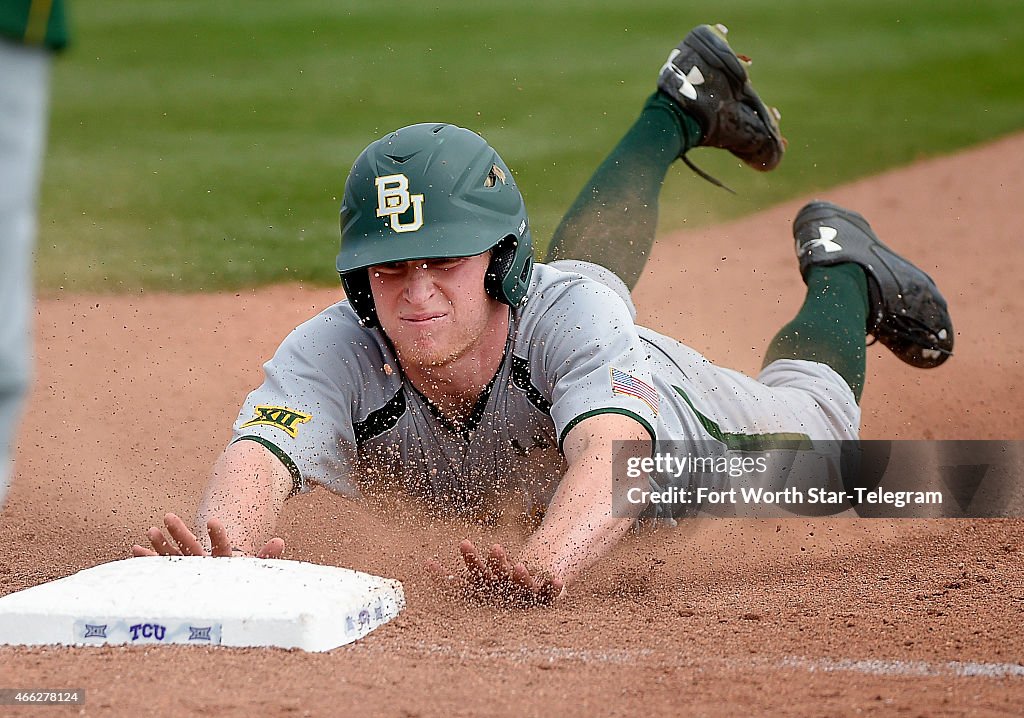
[609,367,659,416]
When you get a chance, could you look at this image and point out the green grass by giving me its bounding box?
[38,0,1024,292]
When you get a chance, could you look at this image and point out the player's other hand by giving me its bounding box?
[428,540,565,607]
[130,512,285,559]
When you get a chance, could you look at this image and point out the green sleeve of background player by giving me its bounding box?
[0,0,69,50]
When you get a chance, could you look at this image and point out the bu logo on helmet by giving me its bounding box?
[375,173,424,233]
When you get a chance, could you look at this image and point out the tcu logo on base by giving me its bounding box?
[375,173,424,233]
[129,622,167,641]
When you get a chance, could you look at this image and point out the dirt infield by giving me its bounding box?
[2,133,1023,716]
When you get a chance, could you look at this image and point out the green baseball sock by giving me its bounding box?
[544,92,702,289]
[762,263,870,401]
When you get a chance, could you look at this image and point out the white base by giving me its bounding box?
[0,557,404,652]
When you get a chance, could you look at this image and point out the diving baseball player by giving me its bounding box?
[134,25,953,604]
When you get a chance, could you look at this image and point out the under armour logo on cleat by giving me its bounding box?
[804,225,843,253]
[662,50,705,100]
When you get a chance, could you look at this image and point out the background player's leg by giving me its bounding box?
[762,264,869,401]
[544,93,700,289]
[0,40,52,505]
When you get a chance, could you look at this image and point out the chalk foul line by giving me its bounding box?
[352,640,1024,679]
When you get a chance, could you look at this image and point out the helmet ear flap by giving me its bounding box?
[485,234,533,308]
[484,237,514,302]
[340,269,379,327]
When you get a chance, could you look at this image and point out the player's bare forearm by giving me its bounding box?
[195,439,292,555]
[519,413,651,586]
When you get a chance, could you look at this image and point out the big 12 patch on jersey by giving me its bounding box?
[239,405,312,438]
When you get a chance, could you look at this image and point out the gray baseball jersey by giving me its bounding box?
[232,261,859,518]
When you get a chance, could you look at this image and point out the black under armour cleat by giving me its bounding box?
[794,200,954,369]
[657,23,786,175]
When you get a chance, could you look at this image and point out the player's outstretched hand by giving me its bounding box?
[131,512,285,559]
[429,539,564,607]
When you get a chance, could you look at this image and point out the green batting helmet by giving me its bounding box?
[337,123,534,328]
